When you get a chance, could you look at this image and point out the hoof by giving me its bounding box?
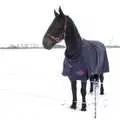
[81,103,86,111]
[100,92,104,95]
[90,89,93,93]
[100,87,104,95]
[100,89,104,95]
[81,107,86,111]
[70,103,77,110]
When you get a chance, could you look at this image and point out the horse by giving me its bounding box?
[42,7,109,111]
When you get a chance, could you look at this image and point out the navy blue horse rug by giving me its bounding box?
[62,39,109,81]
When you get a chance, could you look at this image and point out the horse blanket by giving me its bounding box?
[62,39,109,81]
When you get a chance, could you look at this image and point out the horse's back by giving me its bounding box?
[82,39,106,50]
[81,39,109,75]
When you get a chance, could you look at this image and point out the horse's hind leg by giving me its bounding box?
[81,81,87,111]
[90,75,94,93]
[100,74,104,95]
[70,80,77,109]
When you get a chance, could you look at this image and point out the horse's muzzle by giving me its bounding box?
[43,36,56,50]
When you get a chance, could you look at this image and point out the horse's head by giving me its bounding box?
[43,7,67,50]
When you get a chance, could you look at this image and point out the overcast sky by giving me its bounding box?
[0,0,119,45]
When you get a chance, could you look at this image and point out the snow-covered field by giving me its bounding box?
[0,48,119,120]
[0,0,120,119]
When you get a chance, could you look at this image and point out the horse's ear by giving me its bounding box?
[59,6,64,17]
[54,9,59,17]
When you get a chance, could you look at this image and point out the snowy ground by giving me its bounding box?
[0,48,119,120]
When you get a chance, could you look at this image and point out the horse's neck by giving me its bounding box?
[64,19,82,59]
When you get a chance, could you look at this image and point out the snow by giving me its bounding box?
[0,48,119,120]
[0,1,120,119]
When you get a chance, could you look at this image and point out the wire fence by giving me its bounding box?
[0,44,120,49]
[0,44,65,49]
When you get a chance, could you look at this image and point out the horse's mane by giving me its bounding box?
[65,16,82,59]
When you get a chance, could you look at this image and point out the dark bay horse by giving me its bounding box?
[43,7,109,111]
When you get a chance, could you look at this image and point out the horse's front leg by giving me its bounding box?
[70,80,77,109]
[81,81,87,111]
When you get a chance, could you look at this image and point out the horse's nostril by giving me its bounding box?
[43,38,48,48]
[43,36,56,50]
[43,43,48,49]
[43,40,50,49]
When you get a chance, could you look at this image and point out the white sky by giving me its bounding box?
[0,0,120,45]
